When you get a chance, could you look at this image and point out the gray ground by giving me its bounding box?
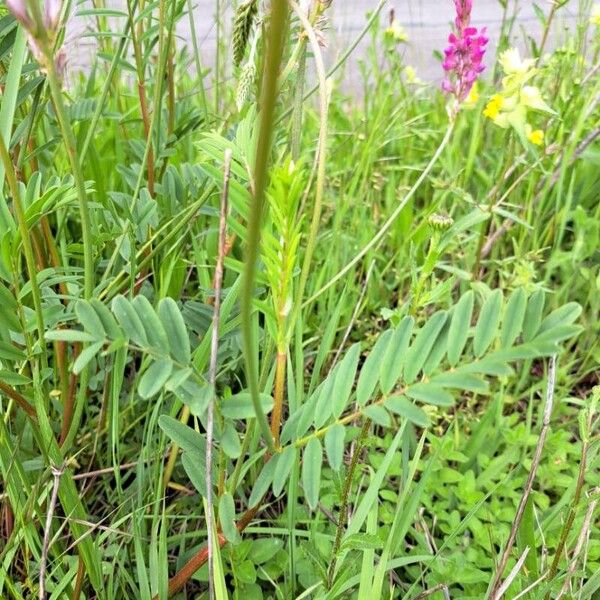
[66,1,581,89]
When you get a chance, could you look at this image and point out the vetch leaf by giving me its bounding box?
[72,341,104,374]
[406,383,454,407]
[522,289,545,341]
[302,438,322,511]
[221,392,273,419]
[331,343,360,418]
[473,289,502,357]
[138,359,173,399]
[380,316,414,394]
[132,295,170,352]
[75,300,105,338]
[112,295,148,346]
[536,302,581,334]
[404,311,447,383]
[357,329,393,406]
[384,396,429,427]
[273,445,296,496]
[429,372,489,393]
[158,415,206,455]
[46,330,97,343]
[221,422,242,458]
[447,290,474,366]
[501,288,527,348]
[219,493,241,544]
[249,456,278,507]
[363,404,391,427]
[89,298,122,339]
[324,424,345,471]
[158,297,190,363]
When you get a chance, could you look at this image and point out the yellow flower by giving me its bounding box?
[499,48,535,75]
[590,4,600,25]
[483,94,503,120]
[404,66,421,84]
[526,127,545,146]
[385,21,408,43]
[465,82,480,105]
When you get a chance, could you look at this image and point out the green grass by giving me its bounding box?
[0,0,599,599]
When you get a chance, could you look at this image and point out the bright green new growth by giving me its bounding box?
[0,1,599,599]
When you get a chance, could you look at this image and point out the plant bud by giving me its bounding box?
[428,213,454,232]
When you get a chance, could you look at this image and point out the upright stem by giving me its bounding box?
[241,0,289,454]
[44,60,94,299]
[327,418,371,587]
[270,350,287,447]
[0,136,47,367]
[206,149,232,599]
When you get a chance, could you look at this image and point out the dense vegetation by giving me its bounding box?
[0,0,599,598]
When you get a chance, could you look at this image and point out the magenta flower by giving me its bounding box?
[442,0,488,103]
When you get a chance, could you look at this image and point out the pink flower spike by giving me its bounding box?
[441,0,488,104]
[44,0,62,31]
[5,0,33,28]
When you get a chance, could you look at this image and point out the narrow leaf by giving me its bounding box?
[302,438,322,511]
[473,289,502,357]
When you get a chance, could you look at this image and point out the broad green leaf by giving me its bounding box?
[522,289,545,342]
[422,319,450,375]
[447,290,474,366]
[473,289,502,357]
[45,329,97,343]
[182,452,208,497]
[219,492,241,544]
[138,359,173,399]
[273,445,296,496]
[221,422,242,458]
[221,392,273,419]
[302,438,322,511]
[0,370,31,385]
[251,538,284,564]
[363,404,391,427]
[158,297,190,363]
[112,295,148,346]
[132,295,170,352]
[501,288,527,348]
[89,298,122,339]
[324,424,346,471]
[158,415,206,455]
[331,343,361,418]
[536,302,581,334]
[356,330,392,406]
[429,372,489,393]
[72,341,104,374]
[0,341,25,361]
[314,364,337,428]
[404,311,447,383]
[406,383,454,407]
[380,316,414,394]
[249,456,278,507]
[384,396,429,427]
[75,300,105,338]
[531,324,582,346]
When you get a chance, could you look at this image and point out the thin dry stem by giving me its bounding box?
[556,489,599,599]
[39,464,64,600]
[489,355,556,599]
[206,148,232,599]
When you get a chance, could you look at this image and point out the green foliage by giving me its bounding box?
[0,1,599,598]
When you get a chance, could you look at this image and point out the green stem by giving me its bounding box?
[44,59,94,299]
[0,136,47,368]
[241,0,289,454]
[327,418,371,587]
[305,121,455,306]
